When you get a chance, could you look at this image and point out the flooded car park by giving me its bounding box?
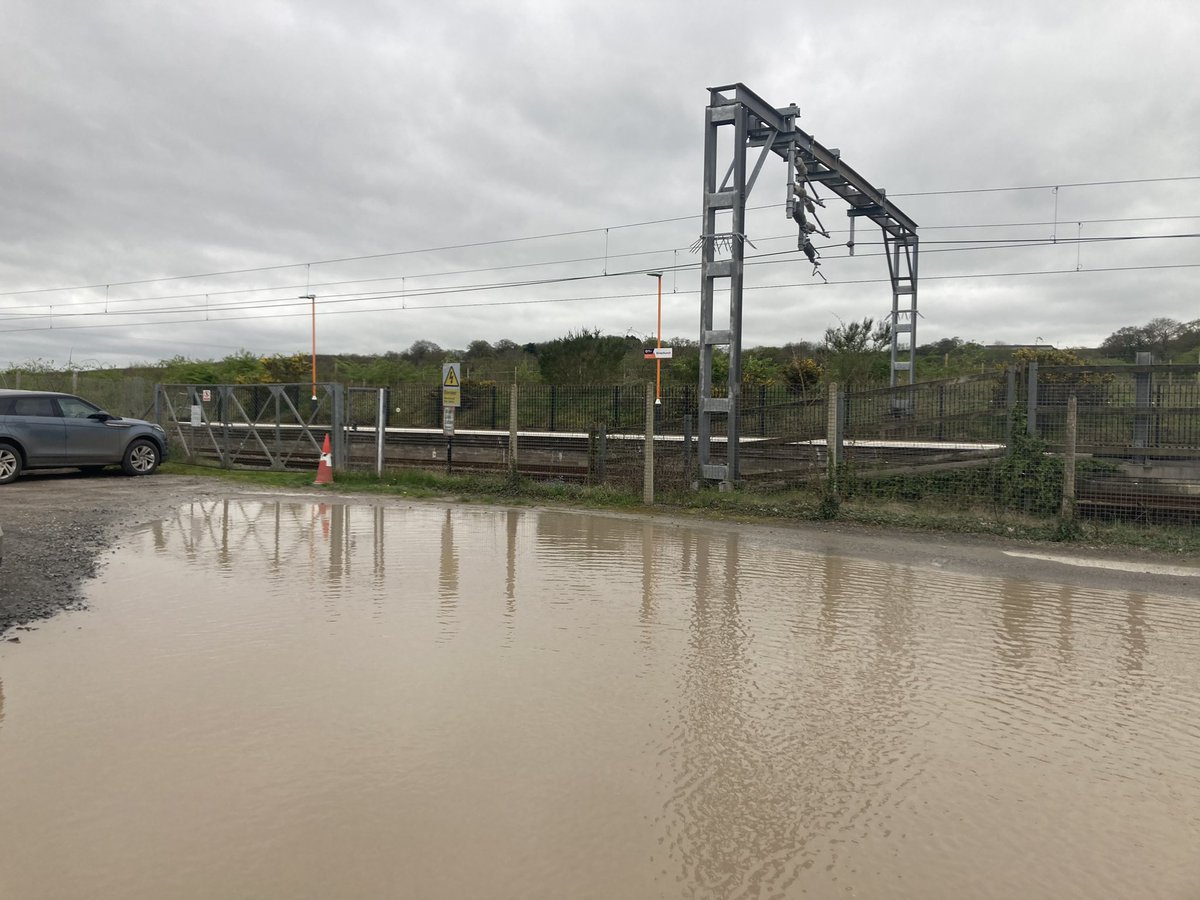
[1,495,1198,898]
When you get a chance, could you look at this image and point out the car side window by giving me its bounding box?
[0,398,13,415]
[12,397,58,417]
[58,397,100,419]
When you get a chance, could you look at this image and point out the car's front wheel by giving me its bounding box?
[0,443,21,485]
[122,439,160,476]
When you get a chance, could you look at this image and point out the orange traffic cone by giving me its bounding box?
[314,434,334,485]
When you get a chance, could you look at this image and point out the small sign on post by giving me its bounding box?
[442,363,462,408]
[443,406,455,475]
[643,347,673,359]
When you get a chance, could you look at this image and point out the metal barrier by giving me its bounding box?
[154,383,346,470]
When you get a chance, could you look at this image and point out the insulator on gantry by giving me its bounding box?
[792,183,817,214]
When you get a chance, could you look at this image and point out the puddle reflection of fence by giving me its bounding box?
[149,499,385,584]
[144,500,1178,690]
[147,501,523,607]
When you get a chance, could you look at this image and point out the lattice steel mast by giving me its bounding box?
[696,83,919,487]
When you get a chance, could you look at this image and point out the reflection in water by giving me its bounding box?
[372,504,386,588]
[1122,592,1148,677]
[438,508,458,640]
[1,500,1198,899]
[505,509,518,606]
[1055,583,1074,663]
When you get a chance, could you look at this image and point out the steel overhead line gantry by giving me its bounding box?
[696,83,919,488]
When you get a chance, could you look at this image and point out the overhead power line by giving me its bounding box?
[1,175,1197,300]
[5,260,1199,338]
[890,175,1200,198]
[2,230,1196,324]
[2,215,1197,319]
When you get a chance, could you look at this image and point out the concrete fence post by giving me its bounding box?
[683,409,694,489]
[509,383,519,476]
[1005,365,1017,451]
[644,381,655,505]
[597,423,607,485]
[1061,394,1077,519]
[1027,361,1039,437]
[1133,351,1153,465]
[826,381,841,491]
[220,385,232,468]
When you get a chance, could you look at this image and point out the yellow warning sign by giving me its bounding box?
[442,363,462,408]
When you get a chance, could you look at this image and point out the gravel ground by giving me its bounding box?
[0,471,298,636]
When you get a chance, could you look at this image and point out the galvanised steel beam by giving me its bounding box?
[696,85,921,481]
[882,230,919,387]
[789,129,919,387]
[697,87,749,488]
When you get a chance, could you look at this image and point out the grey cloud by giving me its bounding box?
[1,0,1197,368]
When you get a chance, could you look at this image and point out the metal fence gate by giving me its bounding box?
[155,383,347,470]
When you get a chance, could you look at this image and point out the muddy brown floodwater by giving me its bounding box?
[1,475,1199,898]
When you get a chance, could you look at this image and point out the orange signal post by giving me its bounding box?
[647,272,663,405]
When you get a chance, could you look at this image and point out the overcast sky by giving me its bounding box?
[2,0,1197,369]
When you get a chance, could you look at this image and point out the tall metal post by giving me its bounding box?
[881,230,919,386]
[697,87,765,488]
[697,95,720,484]
[696,83,919,486]
[375,388,387,477]
[330,383,347,469]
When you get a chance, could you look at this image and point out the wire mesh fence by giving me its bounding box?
[9,364,1195,527]
[837,365,1200,526]
[1,372,157,419]
[173,366,1200,526]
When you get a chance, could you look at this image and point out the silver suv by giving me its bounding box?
[0,390,169,485]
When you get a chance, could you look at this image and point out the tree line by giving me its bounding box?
[6,316,1198,391]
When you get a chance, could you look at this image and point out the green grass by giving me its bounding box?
[161,461,644,508]
[159,462,1200,558]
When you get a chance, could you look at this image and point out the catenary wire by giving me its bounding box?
[1,176,1197,298]
[3,231,1196,323]
[5,261,1199,337]
[1,214,1197,318]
